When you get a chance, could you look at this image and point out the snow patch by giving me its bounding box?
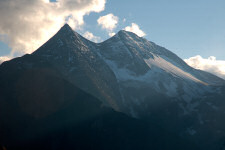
[144,55,207,85]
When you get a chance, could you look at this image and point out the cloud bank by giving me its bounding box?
[0,0,106,56]
[124,23,146,37]
[184,55,225,79]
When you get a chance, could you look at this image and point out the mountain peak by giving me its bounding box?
[33,23,85,56]
[58,23,79,37]
[115,30,143,42]
[118,30,131,34]
[57,23,82,39]
[61,23,73,31]
[118,30,139,37]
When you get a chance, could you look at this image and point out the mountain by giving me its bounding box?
[99,30,225,113]
[33,24,123,111]
[0,24,225,149]
[0,62,197,150]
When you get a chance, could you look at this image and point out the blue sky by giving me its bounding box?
[82,0,225,59]
[0,0,225,60]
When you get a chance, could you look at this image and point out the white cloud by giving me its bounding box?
[83,31,101,43]
[97,13,119,31]
[108,32,116,37]
[0,56,11,64]
[184,55,225,79]
[0,0,106,56]
[124,23,146,37]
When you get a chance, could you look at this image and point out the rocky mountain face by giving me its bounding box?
[0,61,197,150]
[1,24,225,150]
[33,24,123,111]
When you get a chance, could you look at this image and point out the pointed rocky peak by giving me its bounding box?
[61,23,72,31]
[102,30,142,45]
[117,30,140,39]
[118,30,135,36]
[33,24,88,56]
[114,30,146,45]
[57,23,82,40]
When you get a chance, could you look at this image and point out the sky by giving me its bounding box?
[0,0,224,79]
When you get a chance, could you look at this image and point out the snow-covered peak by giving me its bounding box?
[108,29,225,86]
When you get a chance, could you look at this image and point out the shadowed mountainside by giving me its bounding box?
[1,24,225,149]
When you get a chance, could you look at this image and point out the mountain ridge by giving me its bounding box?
[1,24,225,150]
[4,24,225,86]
